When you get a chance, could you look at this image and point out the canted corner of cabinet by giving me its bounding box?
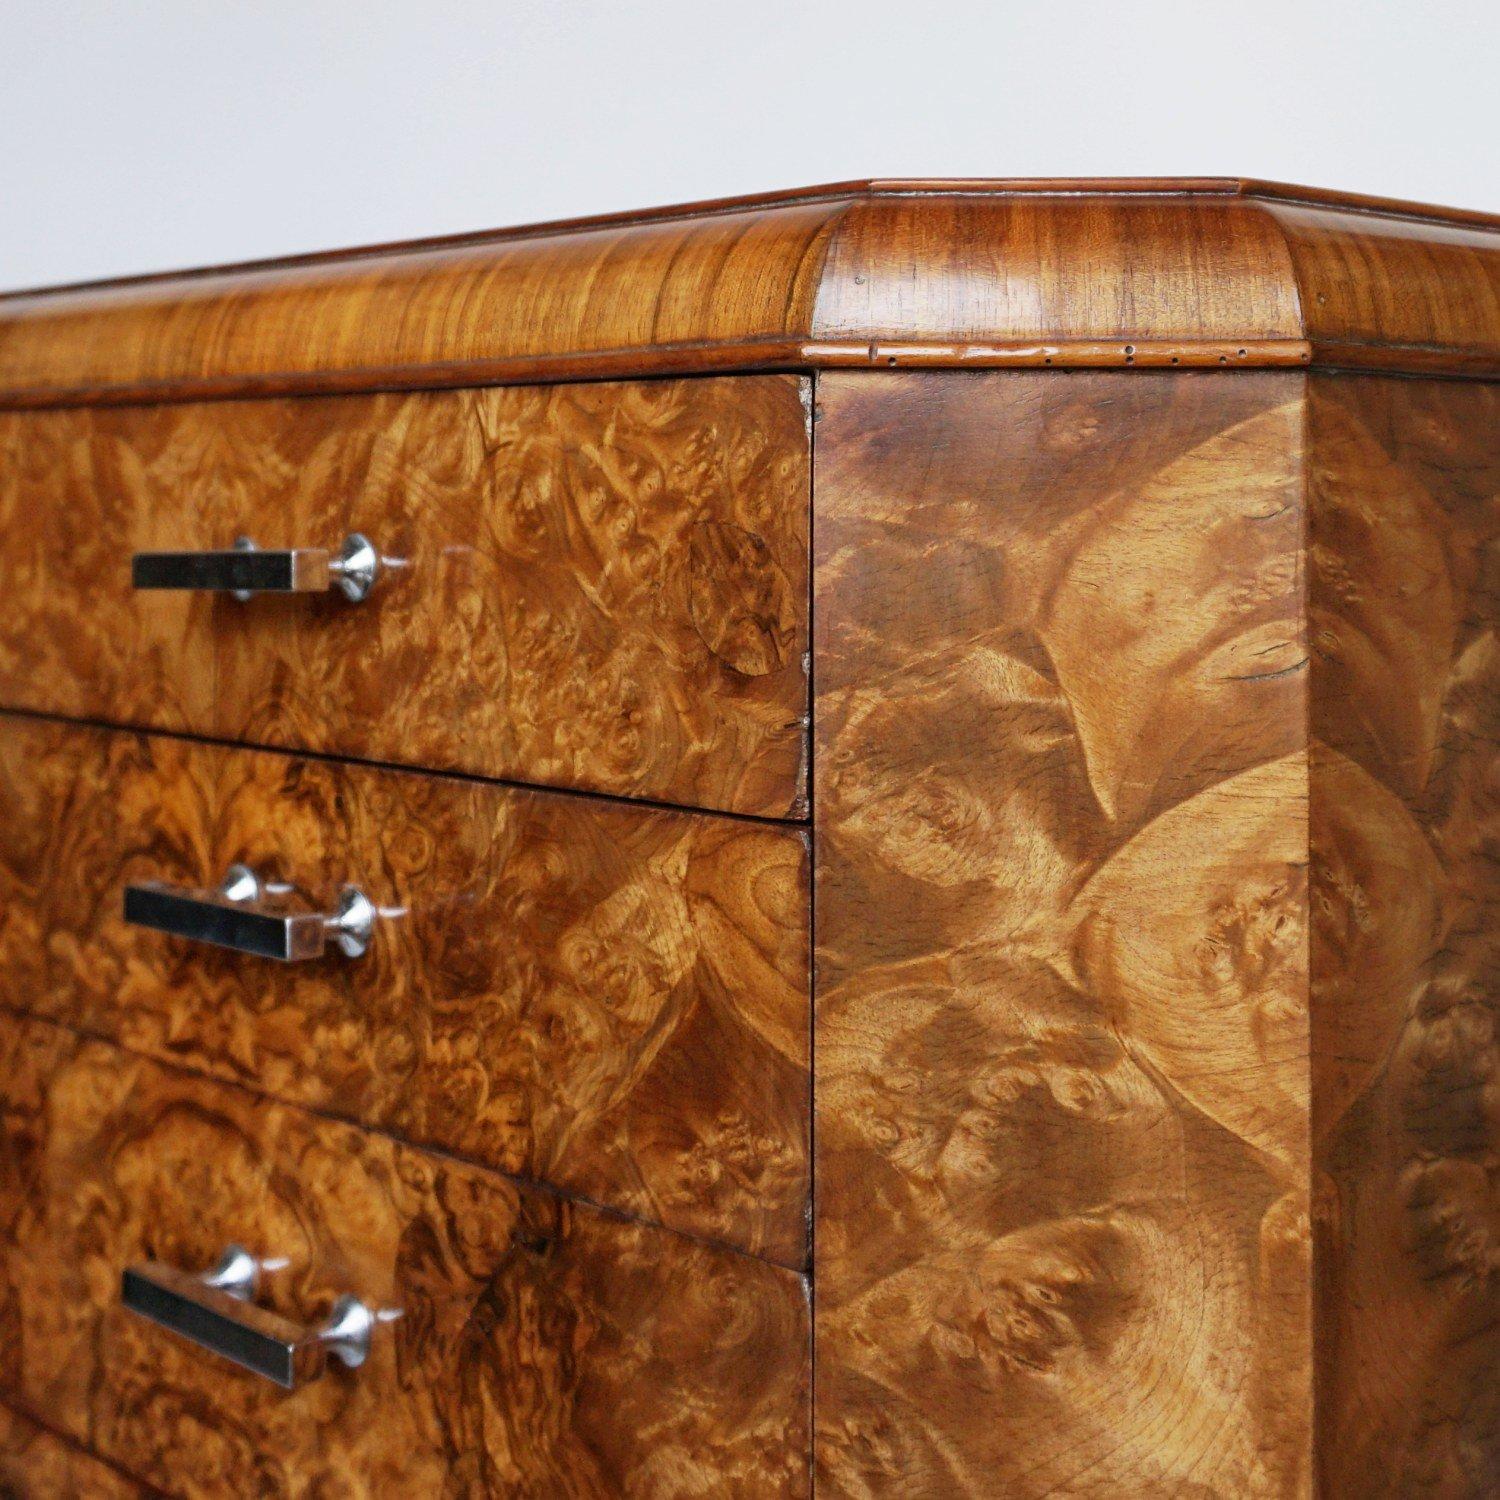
[810,363,1500,1497]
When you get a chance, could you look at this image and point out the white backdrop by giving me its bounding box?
[1,0,1495,289]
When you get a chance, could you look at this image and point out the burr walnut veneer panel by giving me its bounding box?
[1307,375,1500,1495]
[1,176,1496,1497]
[0,1015,810,1497]
[0,375,811,818]
[0,717,810,1266]
[813,370,1313,1496]
[0,1404,148,1498]
[813,368,1500,1497]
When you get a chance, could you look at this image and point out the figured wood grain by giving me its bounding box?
[0,375,811,818]
[0,406,216,736]
[1307,374,1500,1496]
[0,716,809,1265]
[813,367,1500,1496]
[813,370,1315,1496]
[0,1013,810,1497]
[0,180,1495,406]
[0,1403,150,1498]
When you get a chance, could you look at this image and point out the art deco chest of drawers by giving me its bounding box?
[0,179,1496,1498]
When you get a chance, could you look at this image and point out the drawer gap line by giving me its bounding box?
[0,1394,171,1497]
[0,704,812,829]
[0,1003,813,1279]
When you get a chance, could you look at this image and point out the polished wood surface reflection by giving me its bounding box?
[0,717,809,1265]
[0,180,1496,407]
[0,1404,148,1498]
[1308,375,1500,1496]
[1,176,1496,1494]
[0,374,811,818]
[814,370,1312,1496]
[813,366,1500,1497]
[0,1014,810,1498]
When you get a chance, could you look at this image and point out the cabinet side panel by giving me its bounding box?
[813,370,1311,1496]
[1308,374,1500,1496]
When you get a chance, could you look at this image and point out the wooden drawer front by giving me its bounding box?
[0,1403,148,1497]
[0,716,809,1265]
[0,1017,810,1497]
[0,375,810,818]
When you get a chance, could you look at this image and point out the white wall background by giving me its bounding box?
[1,0,1495,290]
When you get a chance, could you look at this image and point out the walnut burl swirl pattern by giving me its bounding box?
[0,1403,148,1498]
[0,374,810,818]
[0,1014,810,1498]
[815,370,1311,1496]
[1308,375,1500,1496]
[813,368,1500,1497]
[0,718,809,1265]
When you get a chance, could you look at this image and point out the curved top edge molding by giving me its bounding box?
[6,177,1496,303]
[0,178,1496,406]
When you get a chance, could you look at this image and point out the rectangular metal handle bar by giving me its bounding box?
[123,865,376,961]
[121,1256,380,1390]
[132,546,330,594]
[131,534,378,600]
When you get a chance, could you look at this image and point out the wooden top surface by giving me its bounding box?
[1,177,1497,405]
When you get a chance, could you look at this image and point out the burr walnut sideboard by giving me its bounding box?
[0,179,1495,1498]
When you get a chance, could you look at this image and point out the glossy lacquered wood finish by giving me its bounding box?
[0,1014,809,1497]
[1267,201,1500,375]
[814,370,1313,1495]
[813,367,1500,1497]
[0,717,809,1265]
[1308,375,1500,1496]
[0,1404,149,1498]
[0,375,811,818]
[0,180,1495,406]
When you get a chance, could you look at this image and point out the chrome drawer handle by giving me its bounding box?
[131,533,379,601]
[122,1244,395,1389]
[123,863,377,961]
